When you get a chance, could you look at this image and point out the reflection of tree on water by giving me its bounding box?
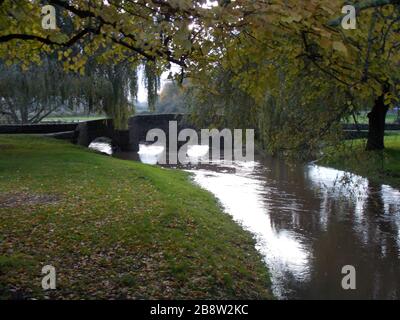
[257,155,400,299]
[362,183,400,299]
[258,156,321,232]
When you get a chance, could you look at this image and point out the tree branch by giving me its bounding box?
[0,27,96,46]
[49,0,188,67]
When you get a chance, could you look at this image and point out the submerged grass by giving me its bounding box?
[320,133,400,189]
[0,135,272,299]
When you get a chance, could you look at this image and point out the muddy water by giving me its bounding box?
[91,143,400,299]
[185,157,400,299]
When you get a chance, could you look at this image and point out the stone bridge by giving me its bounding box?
[75,113,198,151]
[1,116,399,151]
[0,113,195,152]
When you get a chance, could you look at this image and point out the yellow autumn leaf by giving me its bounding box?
[332,41,348,56]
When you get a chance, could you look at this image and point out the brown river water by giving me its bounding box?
[90,142,400,299]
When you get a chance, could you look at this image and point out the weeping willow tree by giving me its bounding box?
[255,70,349,159]
[84,56,139,129]
[0,55,139,127]
[144,61,161,113]
[0,57,79,123]
[157,80,188,113]
[186,63,350,159]
[187,67,256,129]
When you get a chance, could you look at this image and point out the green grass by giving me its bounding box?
[41,115,107,123]
[343,111,399,124]
[0,135,272,300]
[320,133,400,189]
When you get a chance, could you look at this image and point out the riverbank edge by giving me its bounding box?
[317,135,400,189]
[255,135,400,190]
[0,135,273,299]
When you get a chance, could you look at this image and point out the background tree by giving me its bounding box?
[157,80,188,113]
[0,55,139,125]
[144,61,161,113]
[0,57,87,124]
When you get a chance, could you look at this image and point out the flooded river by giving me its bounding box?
[91,142,400,299]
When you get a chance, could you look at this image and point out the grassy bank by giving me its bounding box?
[41,115,107,123]
[0,135,272,299]
[320,134,400,189]
[343,111,399,124]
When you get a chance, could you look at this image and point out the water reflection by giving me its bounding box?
[112,143,400,299]
[137,144,165,165]
[187,145,209,158]
[252,159,400,299]
[188,168,311,298]
[88,142,113,155]
[115,144,211,165]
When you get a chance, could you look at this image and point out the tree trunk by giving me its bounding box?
[19,100,29,124]
[366,93,389,151]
